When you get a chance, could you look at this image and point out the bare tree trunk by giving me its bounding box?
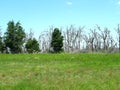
[118,29,120,53]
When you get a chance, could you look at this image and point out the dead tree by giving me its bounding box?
[92,29,101,52]
[89,29,97,52]
[38,26,54,53]
[116,24,120,53]
[97,26,110,52]
[64,25,76,53]
[107,36,116,53]
[77,27,84,52]
[63,25,84,53]
[83,34,90,52]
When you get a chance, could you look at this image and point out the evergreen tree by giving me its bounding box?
[0,29,2,52]
[0,36,3,53]
[51,28,63,53]
[0,38,5,53]
[4,21,26,53]
[0,28,5,53]
[25,38,40,53]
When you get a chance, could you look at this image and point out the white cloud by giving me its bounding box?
[118,1,120,5]
[66,1,73,5]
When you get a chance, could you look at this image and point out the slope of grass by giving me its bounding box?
[0,53,120,90]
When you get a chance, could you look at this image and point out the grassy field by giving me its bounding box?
[0,54,120,90]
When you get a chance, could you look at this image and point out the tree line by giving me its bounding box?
[38,25,120,53]
[0,21,63,53]
[0,20,120,54]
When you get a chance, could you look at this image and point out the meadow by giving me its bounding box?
[0,54,120,90]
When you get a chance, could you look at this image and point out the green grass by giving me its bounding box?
[0,53,120,90]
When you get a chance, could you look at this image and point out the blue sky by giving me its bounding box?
[0,0,120,38]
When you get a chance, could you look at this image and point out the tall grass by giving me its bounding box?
[0,54,120,90]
